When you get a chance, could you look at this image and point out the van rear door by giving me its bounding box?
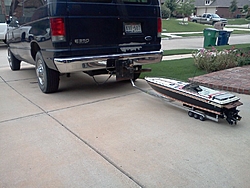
[65,0,161,56]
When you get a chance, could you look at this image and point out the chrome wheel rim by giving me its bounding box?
[36,59,45,86]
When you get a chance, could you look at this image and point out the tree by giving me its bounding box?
[241,4,249,14]
[176,0,195,24]
[229,0,238,18]
[161,6,171,19]
[241,5,250,18]
[241,4,249,13]
[164,0,178,17]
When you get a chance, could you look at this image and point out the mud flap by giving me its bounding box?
[116,59,134,81]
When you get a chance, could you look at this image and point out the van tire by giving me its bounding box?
[8,48,21,71]
[35,51,59,93]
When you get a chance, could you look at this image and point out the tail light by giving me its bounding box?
[157,17,162,38]
[50,18,66,42]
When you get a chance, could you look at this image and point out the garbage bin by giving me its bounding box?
[217,30,227,46]
[225,31,232,45]
[217,30,232,46]
[203,28,219,48]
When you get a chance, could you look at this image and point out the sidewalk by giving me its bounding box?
[162,54,193,60]
[162,54,250,95]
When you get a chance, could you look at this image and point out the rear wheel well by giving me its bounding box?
[31,42,40,61]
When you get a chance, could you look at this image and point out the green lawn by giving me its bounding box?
[152,20,250,82]
[227,18,250,25]
[162,19,207,32]
[206,43,250,51]
[140,58,207,81]
[140,44,250,81]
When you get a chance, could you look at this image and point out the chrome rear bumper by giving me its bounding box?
[54,50,163,73]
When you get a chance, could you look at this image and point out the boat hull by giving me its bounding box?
[148,82,223,114]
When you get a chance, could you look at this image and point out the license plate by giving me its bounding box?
[124,23,142,34]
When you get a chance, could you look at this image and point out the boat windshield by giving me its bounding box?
[183,84,202,93]
[213,93,235,101]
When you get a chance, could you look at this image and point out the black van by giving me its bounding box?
[6,0,162,93]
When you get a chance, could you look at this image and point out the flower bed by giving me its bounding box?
[192,46,250,72]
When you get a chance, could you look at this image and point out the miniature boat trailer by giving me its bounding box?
[131,77,242,125]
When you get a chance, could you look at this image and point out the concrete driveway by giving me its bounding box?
[0,42,250,187]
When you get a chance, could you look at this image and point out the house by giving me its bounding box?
[193,0,250,18]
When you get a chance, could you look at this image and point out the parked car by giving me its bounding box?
[0,14,7,43]
[190,13,227,26]
[6,0,163,93]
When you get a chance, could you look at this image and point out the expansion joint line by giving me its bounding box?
[49,114,144,188]
[3,80,144,187]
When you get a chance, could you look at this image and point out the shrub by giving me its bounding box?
[161,6,171,19]
[236,48,250,66]
[192,47,250,72]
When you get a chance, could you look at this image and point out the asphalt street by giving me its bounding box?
[0,36,250,187]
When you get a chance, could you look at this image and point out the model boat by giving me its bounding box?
[145,77,242,125]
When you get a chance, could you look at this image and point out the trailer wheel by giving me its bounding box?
[199,115,205,121]
[194,113,199,119]
[188,111,194,117]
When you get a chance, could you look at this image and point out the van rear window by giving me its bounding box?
[70,0,150,3]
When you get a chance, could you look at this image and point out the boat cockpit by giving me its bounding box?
[183,84,202,93]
